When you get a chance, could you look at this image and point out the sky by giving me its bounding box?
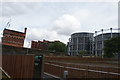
[0,0,118,48]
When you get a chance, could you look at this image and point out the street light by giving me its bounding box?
[101,29,104,58]
[110,28,113,38]
[95,31,97,57]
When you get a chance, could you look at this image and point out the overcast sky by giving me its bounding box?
[0,1,118,48]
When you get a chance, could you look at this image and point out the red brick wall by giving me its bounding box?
[31,40,49,50]
[2,29,26,47]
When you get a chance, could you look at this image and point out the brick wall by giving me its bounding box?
[2,28,26,47]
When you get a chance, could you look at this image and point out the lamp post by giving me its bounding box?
[77,37,79,55]
[110,28,113,38]
[101,29,104,58]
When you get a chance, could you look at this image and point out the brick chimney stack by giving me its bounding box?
[24,27,27,34]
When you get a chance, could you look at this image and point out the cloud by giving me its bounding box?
[0,2,118,48]
[26,28,57,41]
[52,14,81,36]
[0,2,39,17]
[73,9,91,22]
[23,27,69,47]
[72,3,118,32]
[1,0,119,2]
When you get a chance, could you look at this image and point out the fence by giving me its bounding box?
[45,56,116,63]
[44,57,120,79]
[2,55,34,79]
[44,62,120,79]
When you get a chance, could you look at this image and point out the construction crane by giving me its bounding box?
[5,18,11,28]
[0,18,11,38]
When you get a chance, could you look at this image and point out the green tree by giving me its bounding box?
[79,50,87,56]
[104,36,120,58]
[48,41,67,53]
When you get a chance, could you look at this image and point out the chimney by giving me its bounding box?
[24,27,27,34]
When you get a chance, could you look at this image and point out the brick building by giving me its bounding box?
[2,28,27,47]
[31,40,59,50]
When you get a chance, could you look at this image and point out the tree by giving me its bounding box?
[104,36,120,58]
[48,41,67,53]
[78,50,87,56]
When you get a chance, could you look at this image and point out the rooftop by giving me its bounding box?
[4,28,26,34]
